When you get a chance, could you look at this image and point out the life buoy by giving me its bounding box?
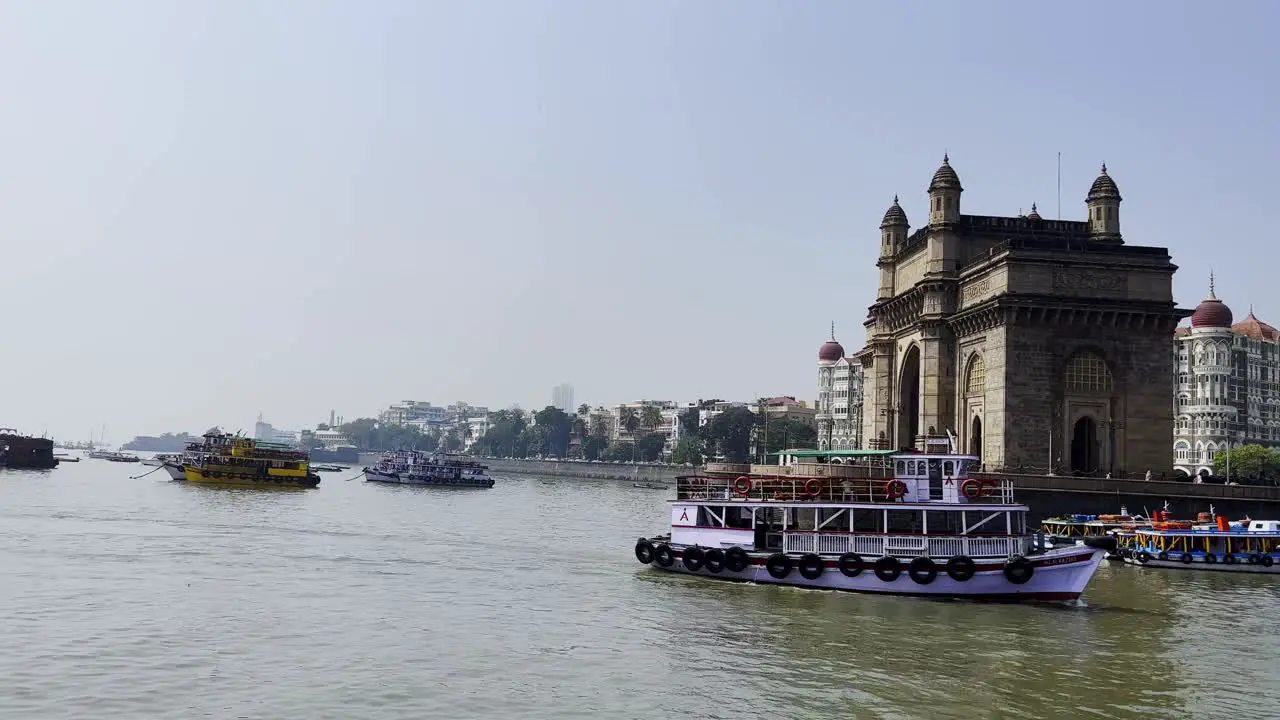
[838,553,863,577]
[733,476,753,496]
[1003,556,1034,585]
[1180,552,1193,564]
[885,480,907,500]
[1157,552,1169,562]
[1224,553,1238,564]
[946,555,977,582]
[908,556,938,585]
[960,479,982,500]
[874,556,901,582]
[803,479,823,498]
[1204,553,1218,564]
[798,553,824,580]
[704,548,726,573]
[682,546,705,571]
[1136,551,1151,564]
[766,553,792,579]
[1263,555,1276,568]
[634,539,655,565]
[654,544,675,567]
[724,547,750,573]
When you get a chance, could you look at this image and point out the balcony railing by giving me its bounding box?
[780,532,1031,558]
[676,475,1015,504]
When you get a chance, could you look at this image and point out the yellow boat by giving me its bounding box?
[183,433,320,489]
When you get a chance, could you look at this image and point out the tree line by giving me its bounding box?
[334,418,465,453]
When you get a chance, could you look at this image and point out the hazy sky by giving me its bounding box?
[1,2,1276,443]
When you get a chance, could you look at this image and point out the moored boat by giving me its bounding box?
[1121,515,1280,572]
[634,437,1111,603]
[1040,509,1152,543]
[183,431,320,489]
[363,450,493,488]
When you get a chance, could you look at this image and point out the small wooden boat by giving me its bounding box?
[633,482,669,489]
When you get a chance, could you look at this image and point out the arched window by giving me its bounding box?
[965,355,986,396]
[1064,351,1114,394]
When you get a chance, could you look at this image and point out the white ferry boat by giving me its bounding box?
[364,450,494,488]
[1121,516,1280,572]
[634,436,1112,603]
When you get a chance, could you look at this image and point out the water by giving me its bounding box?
[2,461,1279,719]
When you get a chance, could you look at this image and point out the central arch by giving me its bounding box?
[898,346,921,449]
[1071,416,1099,474]
[970,416,982,457]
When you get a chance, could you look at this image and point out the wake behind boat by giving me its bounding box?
[634,435,1111,603]
[364,450,493,488]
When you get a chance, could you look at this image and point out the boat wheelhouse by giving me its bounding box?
[363,450,493,488]
[1122,516,1280,572]
[634,439,1112,603]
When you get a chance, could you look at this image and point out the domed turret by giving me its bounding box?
[1086,163,1123,242]
[1026,203,1041,221]
[819,323,845,363]
[880,195,908,228]
[928,154,962,193]
[1190,273,1233,329]
[927,154,962,225]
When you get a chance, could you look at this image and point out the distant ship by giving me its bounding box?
[0,429,59,469]
[364,451,493,488]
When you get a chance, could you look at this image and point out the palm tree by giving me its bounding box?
[577,403,591,417]
[620,407,640,437]
[641,405,662,433]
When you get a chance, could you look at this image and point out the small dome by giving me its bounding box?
[819,340,845,363]
[880,195,908,228]
[1191,273,1232,329]
[1087,163,1122,202]
[1026,203,1042,221]
[1232,310,1280,342]
[928,153,963,193]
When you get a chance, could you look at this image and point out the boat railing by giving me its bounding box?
[676,475,1016,504]
[781,532,1030,558]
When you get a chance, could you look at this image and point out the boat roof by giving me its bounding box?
[769,449,896,458]
[669,499,1028,512]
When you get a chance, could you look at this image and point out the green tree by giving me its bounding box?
[442,429,462,452]
[590,415,610,438]
[764,418,819,454]
[1214,444,1280,484]
[619,407,640,437]
[635,432,667,462]
[581,435,609,461]
[604,442,635,462]
[640,405,662,433]
[671,437,704,465]
[577,403,591,416]
[678,407,702,438]
[706,406,756,462]
[533,406,573,457]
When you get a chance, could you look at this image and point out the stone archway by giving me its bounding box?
[1071,416,1099,474]
[970,416,982,457]
[898,346,921,448]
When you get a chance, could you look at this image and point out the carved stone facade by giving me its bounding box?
[856,160,1189,475]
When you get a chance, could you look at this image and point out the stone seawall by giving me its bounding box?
[480,457,685,483]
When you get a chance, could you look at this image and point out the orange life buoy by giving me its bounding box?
[803,478,822,497]
[885,480,907,500]
[733,476,753,496]
[960,479,982,499]
[980,479,1000,497]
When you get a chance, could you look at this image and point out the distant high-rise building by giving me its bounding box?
[552,384,575,414]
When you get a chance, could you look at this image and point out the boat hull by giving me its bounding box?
[364,468,494,488]
[640,543,1105,602]
[162,462,187,481]
[185,467,320,488]
[1121,554,1280,573]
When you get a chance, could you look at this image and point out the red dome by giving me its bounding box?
[1191,298,1233,328]
[819,340,845,362]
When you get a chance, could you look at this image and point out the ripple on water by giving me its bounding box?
[1,467,1280,718]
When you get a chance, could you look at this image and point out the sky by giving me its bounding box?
[0,1,1277,443]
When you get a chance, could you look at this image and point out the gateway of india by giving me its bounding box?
[829,156,1189,475]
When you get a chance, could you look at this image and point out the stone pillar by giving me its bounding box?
[919,323,955,439]
[864,343,896,448]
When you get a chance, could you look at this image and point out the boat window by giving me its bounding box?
[928,459,942,481]
[896,460,905,475]
[886,510,922,534]
[909,460,921,476]
[943,460,955,476]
